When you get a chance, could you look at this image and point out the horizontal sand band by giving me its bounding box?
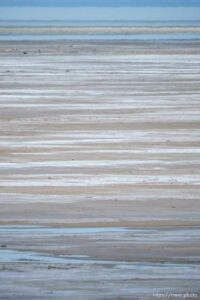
[0,26,200,34]
[0,220,200,228]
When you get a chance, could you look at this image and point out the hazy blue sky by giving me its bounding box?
[0,0,200,6]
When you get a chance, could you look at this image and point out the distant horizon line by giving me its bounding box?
[1,5,200,7]
[0,3,200,8]
[2,19,199,22]
[1,0,200,7]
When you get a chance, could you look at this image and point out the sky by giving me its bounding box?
[0,0,200,6]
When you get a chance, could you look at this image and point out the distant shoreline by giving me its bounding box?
[0,26,200,42]
[1,26,200,35]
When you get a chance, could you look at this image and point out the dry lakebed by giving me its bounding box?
[0,40,200,299]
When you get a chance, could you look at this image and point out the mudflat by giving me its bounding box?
[0,40,200,299]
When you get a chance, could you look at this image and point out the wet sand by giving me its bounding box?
[0,40,200,299]
[1,26,200,35]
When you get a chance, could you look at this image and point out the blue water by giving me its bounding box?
[0,7,200,40]
[1,33,199,41]
[1,20,200,28]
[1,7,200,22]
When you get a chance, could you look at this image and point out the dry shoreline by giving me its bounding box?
[0,40,200,299]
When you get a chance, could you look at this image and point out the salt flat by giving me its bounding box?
[0,40,200,299]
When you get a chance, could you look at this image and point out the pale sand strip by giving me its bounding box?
[0,26,200,35]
